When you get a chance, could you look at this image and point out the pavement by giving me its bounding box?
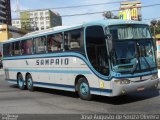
[0,69,160,120]
[0,69,4,75]
[0,74,159,115]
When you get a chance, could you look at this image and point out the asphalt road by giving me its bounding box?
[0,74,160,115]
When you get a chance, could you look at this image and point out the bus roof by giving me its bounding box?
[3,19,147,44]
[84,19,147,26]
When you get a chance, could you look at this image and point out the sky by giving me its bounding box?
[11,0,160,26]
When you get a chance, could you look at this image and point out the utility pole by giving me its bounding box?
[151,20,157,37]
[16,0,20,18]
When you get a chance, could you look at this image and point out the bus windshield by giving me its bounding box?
[108,25,156,73]
[109,24,151,40]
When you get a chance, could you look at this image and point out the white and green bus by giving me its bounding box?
[3,20,159,100]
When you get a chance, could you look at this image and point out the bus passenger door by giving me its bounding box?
[85,25,110,95]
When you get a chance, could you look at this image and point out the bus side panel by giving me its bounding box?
[3,56,112,96]
[3,60,17,84]
[69,57,113,96]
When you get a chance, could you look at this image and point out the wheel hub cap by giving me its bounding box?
[28,78,32,88]
[80,83,89,96]
[18,78,23,87]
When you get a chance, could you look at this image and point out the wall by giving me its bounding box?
[0,24,9,42]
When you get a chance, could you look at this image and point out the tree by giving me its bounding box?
[103,11,113,19]
[151,20,157,26]
[150,19,160,35]
[103,11,119,20]
[113,16,119,19]
[157,20,160,27]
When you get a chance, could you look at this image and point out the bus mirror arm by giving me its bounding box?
[108,50,114,60]
[105,34,113,54]
[153,39,157,51]
[105,34,112,40]
[108,54,112,60]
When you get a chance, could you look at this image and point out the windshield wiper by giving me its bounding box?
[142,54,151,70]
[141,46,151,71]
[131,59,139,74]
[131,44,152,74]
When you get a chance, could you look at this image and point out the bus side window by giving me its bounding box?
[34,36,46,54]
[64,34,69,50]
[11,41,20,56]
[64,29,83,51]
[21,41,25,54]
[47,36,54,52]
[47,33,63,52]
[3,43,11,57]
[14,41,21,55]
[21,39,34,55]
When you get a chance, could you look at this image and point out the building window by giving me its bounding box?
[30,18,33,21]
[46,26,50,29]
[34,13,38,16]
[46,21,50,25]
[34,36,46,53]
[41,22,44,25]
[47,33,63,52]
[46,17,49,20]
[30,13,33,17]
[40,17,44,20]
[40,12,43,16]
[35,17,38,21]
[21,39,34,55]
[45,11,49,16]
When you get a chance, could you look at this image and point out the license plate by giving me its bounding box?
[137,86,145,91]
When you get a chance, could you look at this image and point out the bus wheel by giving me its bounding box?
[26,74,34,91]
[17,74,25,90]
[77,78,92,100]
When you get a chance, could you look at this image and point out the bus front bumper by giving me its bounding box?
[111,78,159,96]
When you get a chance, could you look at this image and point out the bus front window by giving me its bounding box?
[108,24,157,73]
[112,41,137,72]
[109,24,151,40]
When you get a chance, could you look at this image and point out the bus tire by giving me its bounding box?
[17,74,25,90]
[77,78,92,100]
[26,74,34,91]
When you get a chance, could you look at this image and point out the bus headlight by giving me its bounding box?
[114,79,130,84]
[151,74,158,80]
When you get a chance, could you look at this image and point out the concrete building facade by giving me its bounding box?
[12,19,21,29]
[12,9,62,31]
[0,24,26,42]
[0,0,11,25]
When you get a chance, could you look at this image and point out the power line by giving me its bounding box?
[143,17,160,21]
[13,0,138,12]
[61,3,160,17]
[12,3,160,20]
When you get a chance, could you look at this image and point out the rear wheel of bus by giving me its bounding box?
[26,74,34,91]
[77,78,92,100]
[17,73,25,90]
